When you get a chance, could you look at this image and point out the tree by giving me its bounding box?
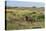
[32,6,36,8]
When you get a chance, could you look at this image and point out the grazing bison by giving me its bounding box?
[25,16,33,23]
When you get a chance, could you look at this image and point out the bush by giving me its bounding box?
[37,14,44,22]
[32,12,36,14]
[37,14,44,19]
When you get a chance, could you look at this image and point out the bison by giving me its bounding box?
[25,16,33,23]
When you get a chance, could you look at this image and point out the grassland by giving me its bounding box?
[6,7,45,30]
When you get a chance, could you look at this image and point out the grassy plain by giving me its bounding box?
[6,7,45,30]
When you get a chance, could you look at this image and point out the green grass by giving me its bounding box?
[6,7,45,30]
[7,21,44,30]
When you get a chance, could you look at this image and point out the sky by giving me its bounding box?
[6,0,44,2]
[6,1,44,7]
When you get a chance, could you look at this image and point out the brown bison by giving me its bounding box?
[25,16,33,23]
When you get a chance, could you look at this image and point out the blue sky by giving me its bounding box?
[6,1,44,7]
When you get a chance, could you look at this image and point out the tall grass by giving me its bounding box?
[6,7,45,30]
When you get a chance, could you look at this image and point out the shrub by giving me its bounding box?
[32,12,36,14]
[37,14,44,19]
